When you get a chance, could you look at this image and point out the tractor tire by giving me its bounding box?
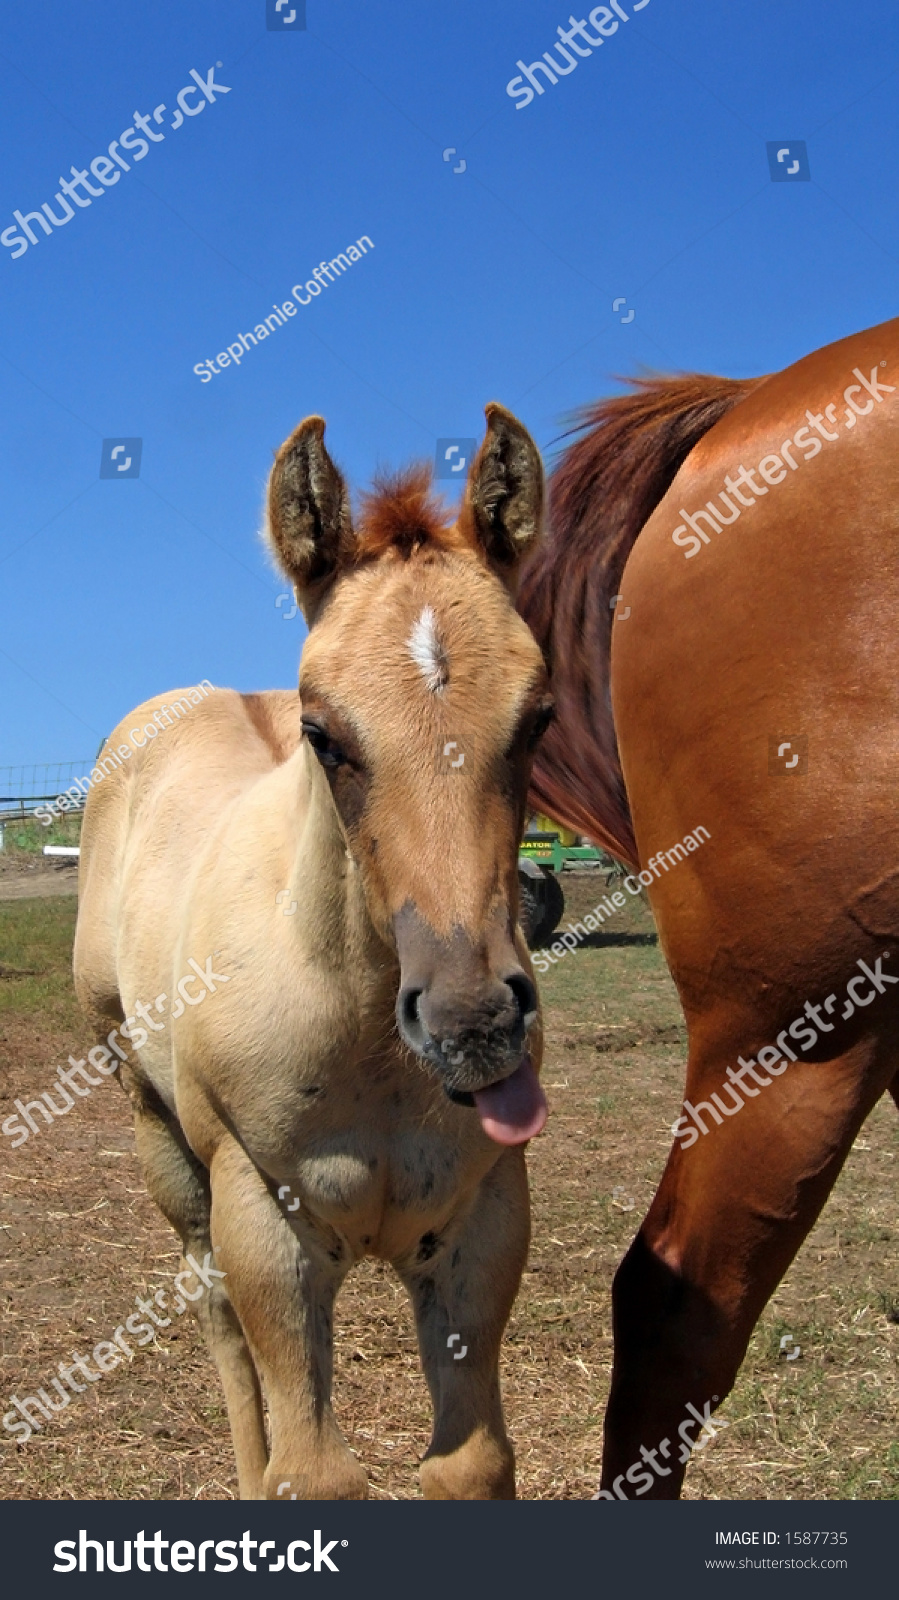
[518,868,565,950]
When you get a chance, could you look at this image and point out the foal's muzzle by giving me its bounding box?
[397,969,537,1093]
[392,905,547,1146]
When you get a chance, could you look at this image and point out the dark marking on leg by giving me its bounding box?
[417,1275,436,1314]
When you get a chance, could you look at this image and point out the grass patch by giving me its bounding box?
[0,812,82,857]
[0,897,79,1023]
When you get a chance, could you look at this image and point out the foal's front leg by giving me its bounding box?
[209,1136,368,1500]
[398,1146,530,1499]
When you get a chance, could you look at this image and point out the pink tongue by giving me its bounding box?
[473,1056,548,1146]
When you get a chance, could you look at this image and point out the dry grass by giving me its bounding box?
[0,886,896,1500]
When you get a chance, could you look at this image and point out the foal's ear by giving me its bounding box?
[461,403,544,580]
[265,416,354,618]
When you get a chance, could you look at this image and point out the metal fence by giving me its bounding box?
[0,763,93,822]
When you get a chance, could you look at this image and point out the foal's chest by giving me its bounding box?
[276,1104,494,1259]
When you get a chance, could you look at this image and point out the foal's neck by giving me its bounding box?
[294,746,399,1010]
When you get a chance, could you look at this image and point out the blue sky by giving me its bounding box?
[1,0,896,768]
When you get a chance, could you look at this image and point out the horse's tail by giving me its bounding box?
[519,372,765,866]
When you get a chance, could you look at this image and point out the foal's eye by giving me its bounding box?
[528,703,555,749]
[302,722,346,769]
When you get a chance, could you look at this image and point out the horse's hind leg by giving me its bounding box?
[398,1146,530,1500]
[128,1075,269,1498]
[599,1026,896,1499]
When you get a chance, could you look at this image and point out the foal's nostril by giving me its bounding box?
[505,971,538,1028]
[398,985,425,1047]
[401,987,422,1027]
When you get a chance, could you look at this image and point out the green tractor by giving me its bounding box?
[518,815,615,949]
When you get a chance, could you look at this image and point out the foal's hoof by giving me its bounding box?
[420,1442,516,1500]
[264,1457,369,1500]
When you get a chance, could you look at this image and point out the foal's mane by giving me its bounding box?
[518,373,764,866]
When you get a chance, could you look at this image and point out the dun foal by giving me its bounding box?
[74,408,552,1499]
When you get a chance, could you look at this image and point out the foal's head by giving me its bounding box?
[265,408,551,1144]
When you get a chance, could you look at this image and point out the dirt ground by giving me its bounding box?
[0,853,80,902]
[0,881,896,1501]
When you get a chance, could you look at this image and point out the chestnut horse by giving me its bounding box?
[519,316,899,1497]
[74,406,552,1500]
